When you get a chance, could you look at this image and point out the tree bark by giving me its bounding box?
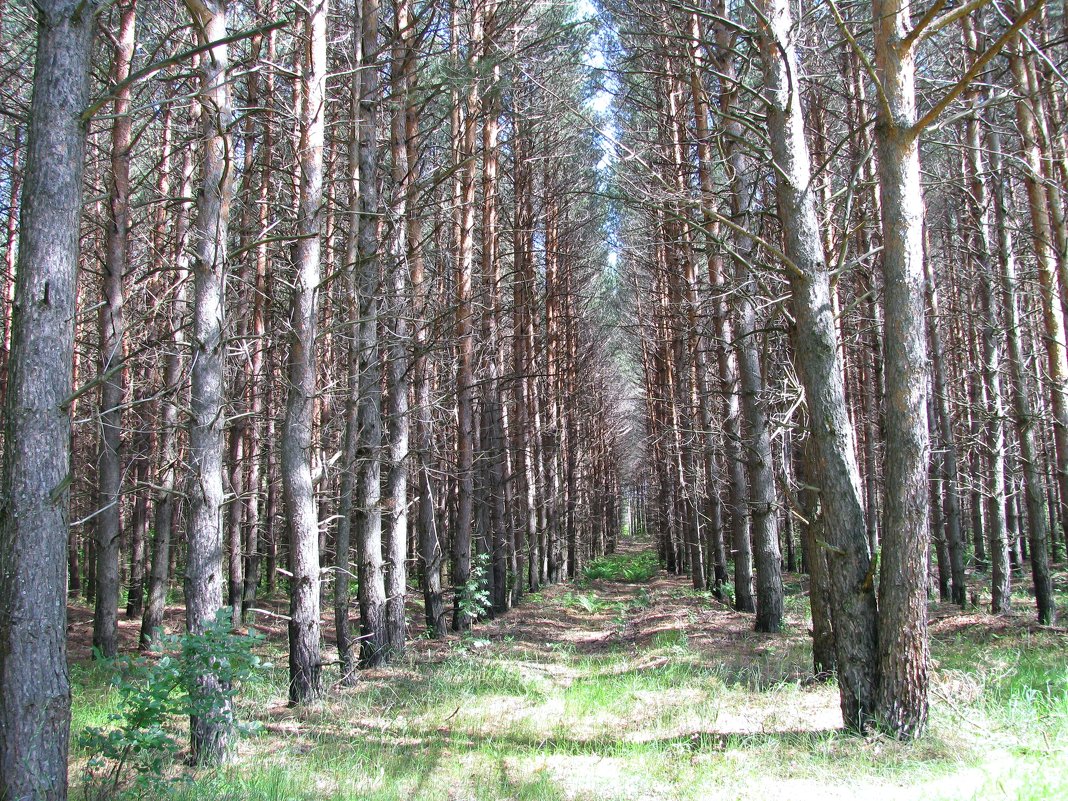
[283,0,328,704]
[183,0,235,763]
[453,0,482,630]
[93,0,137,660]
[354,0,389,666]
[757,0,877,725]
[0,1,95,796]
[383,0,414,653]
[872,0,932,737]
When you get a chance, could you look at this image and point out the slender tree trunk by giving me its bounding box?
[242,0,276,618]
[962,17,1011,611]
[409,95,446,637]
[708,8,754,612]
[719,39,783,630]
[93,0,137,660]
[990,128,1057,624]
[336,14,362,678]
[1006,20,1065,618]
[126,421,150,619]
[141,164,190,645]
[382,0,414,653]
[453,0,482,629]
[355,0,389,665]
[924,255,966,605]
[0,125,20,403]
[283,0,328,704]
[183,0,235,763]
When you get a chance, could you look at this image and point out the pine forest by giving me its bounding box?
[0,0,1066,797]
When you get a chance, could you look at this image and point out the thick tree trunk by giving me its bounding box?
[798,438,837,678]
[757,0,877,725]
[873,0,932,737]
[0,1,95,796]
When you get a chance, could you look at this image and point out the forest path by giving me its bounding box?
[248,537,862,800]
[69,539,1055,800]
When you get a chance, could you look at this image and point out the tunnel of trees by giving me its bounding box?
[0,0,1065,794]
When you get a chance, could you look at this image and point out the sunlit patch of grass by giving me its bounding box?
[651,629,688,650]
[559,591,610,614]
[69,661,120,736]
[68,543,1068,801]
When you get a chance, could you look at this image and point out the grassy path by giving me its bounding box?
[70,540,1068,800]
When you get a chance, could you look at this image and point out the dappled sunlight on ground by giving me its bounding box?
[68,539,1068,800]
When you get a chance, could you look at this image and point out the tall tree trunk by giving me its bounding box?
[142,103,193,648]
[962,15,1010,612]
[1005,17,1062,624]
[924,254,966,605]
[990,128,1057,624]
[757,0,877,725]
[408,91,446,637]
[0,1,95,796]
[708,7,754,613]
[355,0,389,666]
[382,0,414,654]
[873,0,932,737]
[336,12,362,678]
[284,0,328,704]
[93,0,137,660]
[242,0,276,618]
[183,0,235,764]
[453,0,482,629]
[719,44,783,631]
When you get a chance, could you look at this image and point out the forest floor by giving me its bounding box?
[69,540,1068,801]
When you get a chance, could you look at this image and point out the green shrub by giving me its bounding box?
[582,551,659,583]
[78,610,265,798]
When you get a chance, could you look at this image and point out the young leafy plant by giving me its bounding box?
[458,552,492,622]
[79,609,265,798]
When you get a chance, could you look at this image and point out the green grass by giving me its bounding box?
[70,550,1068,801]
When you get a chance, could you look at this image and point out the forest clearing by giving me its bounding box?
[68,542,1068,800]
